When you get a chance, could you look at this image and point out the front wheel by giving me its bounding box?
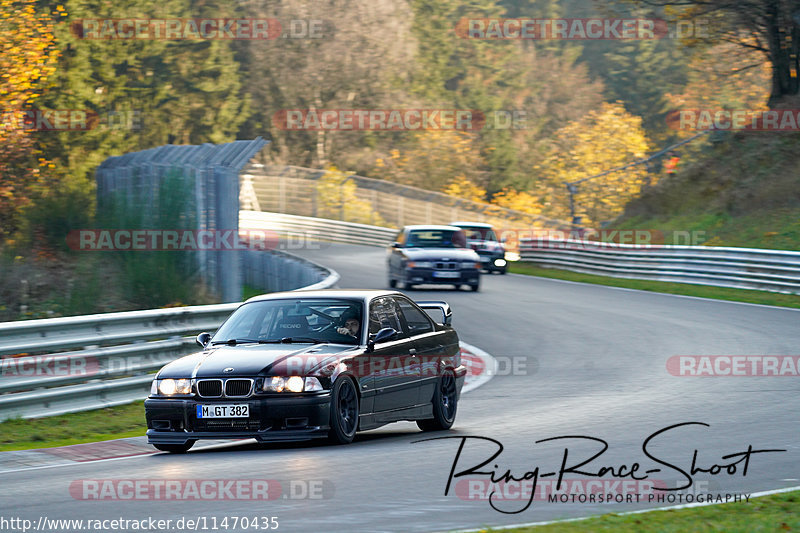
[328,377,359,444]
[152,441,195,453]
[417,369,458,431]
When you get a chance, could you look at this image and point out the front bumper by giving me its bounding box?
[145,393,331,445]
[405,268,480,286]
[476,251,506,271]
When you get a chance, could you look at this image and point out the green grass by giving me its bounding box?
[242,284,269,301]
[616,132,800,252]
[509,263,800,309]
[494,490,799,532]
[615,207,800,251]
[0,401,146,451]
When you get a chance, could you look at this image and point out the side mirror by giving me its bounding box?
[196,332,212,348]
[367,327,397,352]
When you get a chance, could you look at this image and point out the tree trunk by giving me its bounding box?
[765,0,799,106]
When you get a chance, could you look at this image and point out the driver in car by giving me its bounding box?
[335,309,361,339]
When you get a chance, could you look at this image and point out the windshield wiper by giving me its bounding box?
[213,337,331,345]
[276,337,329,344]
[210,339,260,346]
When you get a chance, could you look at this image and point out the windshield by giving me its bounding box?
[406,229,467,248]
[212,299,364,346]
[459,227,498,242]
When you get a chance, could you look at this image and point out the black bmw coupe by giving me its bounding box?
[145,290,466,452]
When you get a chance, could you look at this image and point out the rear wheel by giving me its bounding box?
[328,377,359,444]
[152,441,195,453]
[417,369,458,431]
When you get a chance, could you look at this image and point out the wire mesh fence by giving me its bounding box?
[240,164,568,230]
[96,139,268,302]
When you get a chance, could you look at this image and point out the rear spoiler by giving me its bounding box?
[417,301,452,326]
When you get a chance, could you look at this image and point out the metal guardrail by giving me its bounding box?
[0,255,339,422]
[239,210,397,247]
[519,239,800,294]
[240,212,800,295]
[4,213,798,421]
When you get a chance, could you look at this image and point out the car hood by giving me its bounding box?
[401,247,479,261]
[156,343,360,378]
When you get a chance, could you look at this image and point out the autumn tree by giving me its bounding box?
[0,0,60,242]
[237,0,416,168]
[665,40,771,116]
[535,102,651,225]
[491,187,543,215]
[636,0,799,106]
[315,166,386,225]
[37,0,249,184]
[443,176,487,203]
[370,130,487,192]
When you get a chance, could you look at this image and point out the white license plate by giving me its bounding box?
[196,404,249,418]
[432,271,460,279]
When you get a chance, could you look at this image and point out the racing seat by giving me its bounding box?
[273,315,309,338]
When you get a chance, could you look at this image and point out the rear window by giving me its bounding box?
[406,229,466,248]
[458,227,498,241]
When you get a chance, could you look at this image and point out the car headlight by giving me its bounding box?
[265,376,286,392]
[153,378,192,396]
[407,261,433,269]
[262,376,325,392]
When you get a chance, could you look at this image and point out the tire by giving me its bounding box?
[417,369,458,431]
[470,283,480,292]
[389,277,397,288]
[328,376,359,444]
[152,441,195,453]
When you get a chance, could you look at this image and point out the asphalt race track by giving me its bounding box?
[1,243,799,532]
